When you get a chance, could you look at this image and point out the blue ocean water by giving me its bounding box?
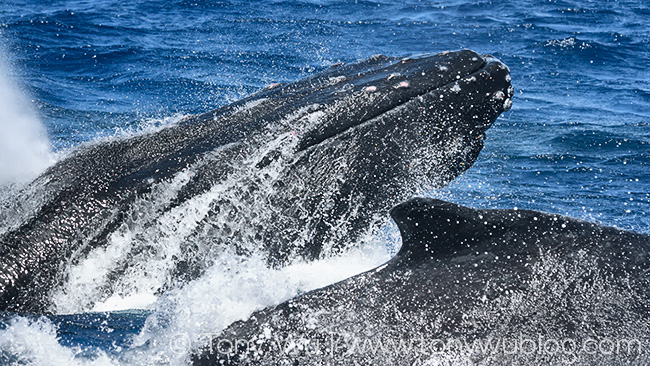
[0,0,648,364]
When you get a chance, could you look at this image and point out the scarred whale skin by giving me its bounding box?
[0,50,512,313]
[194,198,650,365]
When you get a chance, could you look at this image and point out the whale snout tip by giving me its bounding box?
[479,54,513,113]
[503,98,513,111]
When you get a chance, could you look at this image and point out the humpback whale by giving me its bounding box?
[0,50,512,313]
[194,198,650,365]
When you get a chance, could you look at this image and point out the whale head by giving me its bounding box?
[249,49,513,259]
[0,50,512,313]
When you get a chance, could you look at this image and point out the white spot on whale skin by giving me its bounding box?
[503,98,513,111]
[364,86,377,92]
[395,81,410,88]
[234,98,268,114]
[493,90,505,100]
[264,83,282,90]
[507,85,515,97]
[328,76,347,85]
[451,84,462,93]
[437,66,449,72]
[387,73,401,80]
[505,74,512,82]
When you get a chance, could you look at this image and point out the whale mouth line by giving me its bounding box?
[297,55,507,152]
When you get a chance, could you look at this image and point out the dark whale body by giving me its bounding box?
[195,198,650,365]
[0,50,512,313]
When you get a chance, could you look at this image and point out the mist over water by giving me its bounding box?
[0,52,54,186]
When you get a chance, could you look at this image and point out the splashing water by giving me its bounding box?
[0,52,54,186]
[0,317,114,366]
[126,241,395,365]
[0,237,396,366]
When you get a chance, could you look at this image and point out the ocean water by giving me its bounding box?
[0,0,648,365]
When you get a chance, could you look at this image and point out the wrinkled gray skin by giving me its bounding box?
[195,198,650,365]
[0,50,512,313]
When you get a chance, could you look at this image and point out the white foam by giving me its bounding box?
[92,293,159,313]
[0,316,116,366]
[545,37,577,48]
